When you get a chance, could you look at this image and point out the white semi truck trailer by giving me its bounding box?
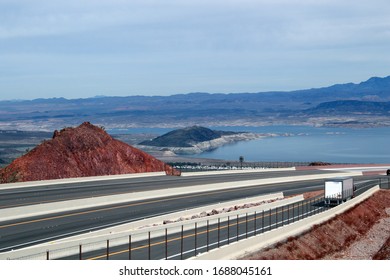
[324,177,355,205]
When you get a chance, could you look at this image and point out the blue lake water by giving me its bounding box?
[109,126,390,164]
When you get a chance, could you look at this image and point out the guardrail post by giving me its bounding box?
[194,222,197,257]
[180,225,184,260]
[165,228,168,260]
[236,214,239,242]
[312,196,315,214]
[287,204,290,225]
[269,208,272,230]
[292,202,295,223]
[306,199,309,216]
[148,231,151,260]
[306,198,309,214]
[207,220,209,252]
[106,240,109,260]
[299,201,302,220]
[46,250,49,260]
[79,244,82,260]
[275,207,278,228]
[254,211,257,236]
[129,235,132,260]
[227,216,230,244]
[245,213,248,239]
[262,210,264,233]
[218,218,221,248]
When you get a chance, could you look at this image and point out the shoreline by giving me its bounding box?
[136,132,265,156]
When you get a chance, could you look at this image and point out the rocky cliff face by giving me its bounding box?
[0,122,176,183]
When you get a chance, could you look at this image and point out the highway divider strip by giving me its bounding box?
[0,172,166,191]
[191,185,380,260]
[0,167,297,191]
[180,168,296,177]
[0,171,361,223]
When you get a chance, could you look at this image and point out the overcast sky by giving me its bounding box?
[1,0,390,100]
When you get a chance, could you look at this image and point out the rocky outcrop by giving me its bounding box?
[139,126,240,148]
[0,122,176,183]
[139,125,263,155]
[156,133,262,155]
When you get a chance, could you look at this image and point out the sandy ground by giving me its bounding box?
[241,190,390,260]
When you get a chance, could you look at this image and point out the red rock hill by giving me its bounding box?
[0,122,177,183]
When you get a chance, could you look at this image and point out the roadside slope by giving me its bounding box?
[242,190,390,260]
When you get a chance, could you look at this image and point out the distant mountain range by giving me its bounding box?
[1,76,390,130]
[305,100,390,115]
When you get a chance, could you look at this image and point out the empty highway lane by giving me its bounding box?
[0,169,336,209]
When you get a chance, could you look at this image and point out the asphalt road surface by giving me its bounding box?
[59,179,382,260]
[0,170,336,209]
[0,172,382,253]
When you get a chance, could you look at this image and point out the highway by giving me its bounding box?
[61,177,380,260]
[0,169,336,209]
[0,169,382,254]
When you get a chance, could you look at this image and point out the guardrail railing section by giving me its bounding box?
[22,194,327,260]
[14,180,383,260]
[380,177,390,189]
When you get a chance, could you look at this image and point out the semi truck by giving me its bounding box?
[324,177,354,205]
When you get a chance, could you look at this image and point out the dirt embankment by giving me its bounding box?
[242,190,390,260]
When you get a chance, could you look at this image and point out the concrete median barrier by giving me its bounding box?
[0,172,166,191]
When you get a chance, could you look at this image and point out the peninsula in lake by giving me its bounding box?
[138,126,266,155]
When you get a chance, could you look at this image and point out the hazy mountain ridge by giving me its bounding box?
[304,100,390,115]
[1,76,390,130]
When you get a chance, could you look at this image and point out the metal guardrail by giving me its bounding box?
[379,177,390,189]
[169,162,312,172]
[8,178,387,260]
